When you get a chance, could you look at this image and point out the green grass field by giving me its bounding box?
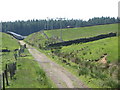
[25,24,118,63]
[1,32,19,50]
[60,37,118,62]
[25,36,119,88]
[24,32,47,47]
[25,23,119,88]
[44,24,118,41]
[46,37,119,88]
[1,32,55,88]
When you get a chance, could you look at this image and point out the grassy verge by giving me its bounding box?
[35,49,100,88]
[6,49,56,88]
[37,48,119,88]
[1,32,56,88]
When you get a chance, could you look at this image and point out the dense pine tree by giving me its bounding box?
[2,17,119,36]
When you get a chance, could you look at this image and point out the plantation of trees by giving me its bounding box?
[2,17,120,35]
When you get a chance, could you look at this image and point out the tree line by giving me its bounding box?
[2,17,120,36]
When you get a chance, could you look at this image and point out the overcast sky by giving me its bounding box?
[0,0,119,22]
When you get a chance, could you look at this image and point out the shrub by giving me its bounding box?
[104,78,119,88]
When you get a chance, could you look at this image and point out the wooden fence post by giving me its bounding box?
[5,64,7,70]
[2,73,5,90]
[8,64,13,80]
[14,53,17,60]
[18,50,20,57]
[7,62,17,81]
[24,44,26,48]
[4,70,9,86]
[0,74,2,90]
[14,62,17,71]
[13,62,16,75]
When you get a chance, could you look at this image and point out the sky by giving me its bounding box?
[0,0,119,22]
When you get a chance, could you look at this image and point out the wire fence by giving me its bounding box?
[1,44,26,90]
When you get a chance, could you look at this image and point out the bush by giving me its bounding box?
[79,66,89,77]
[104,78,119,88]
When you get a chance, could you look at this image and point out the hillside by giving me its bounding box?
[1,32,55,88]
[60,37,118,63]
[49,37,119,88]
[24,24,119,88]
[0,32,19,72]
[44,24,118,41]
[1,32,19,50]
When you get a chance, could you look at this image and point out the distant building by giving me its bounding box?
[67,26,73,28]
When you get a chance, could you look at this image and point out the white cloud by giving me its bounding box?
[0,0,119,21]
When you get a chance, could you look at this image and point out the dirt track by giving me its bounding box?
[19,41,88,88]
